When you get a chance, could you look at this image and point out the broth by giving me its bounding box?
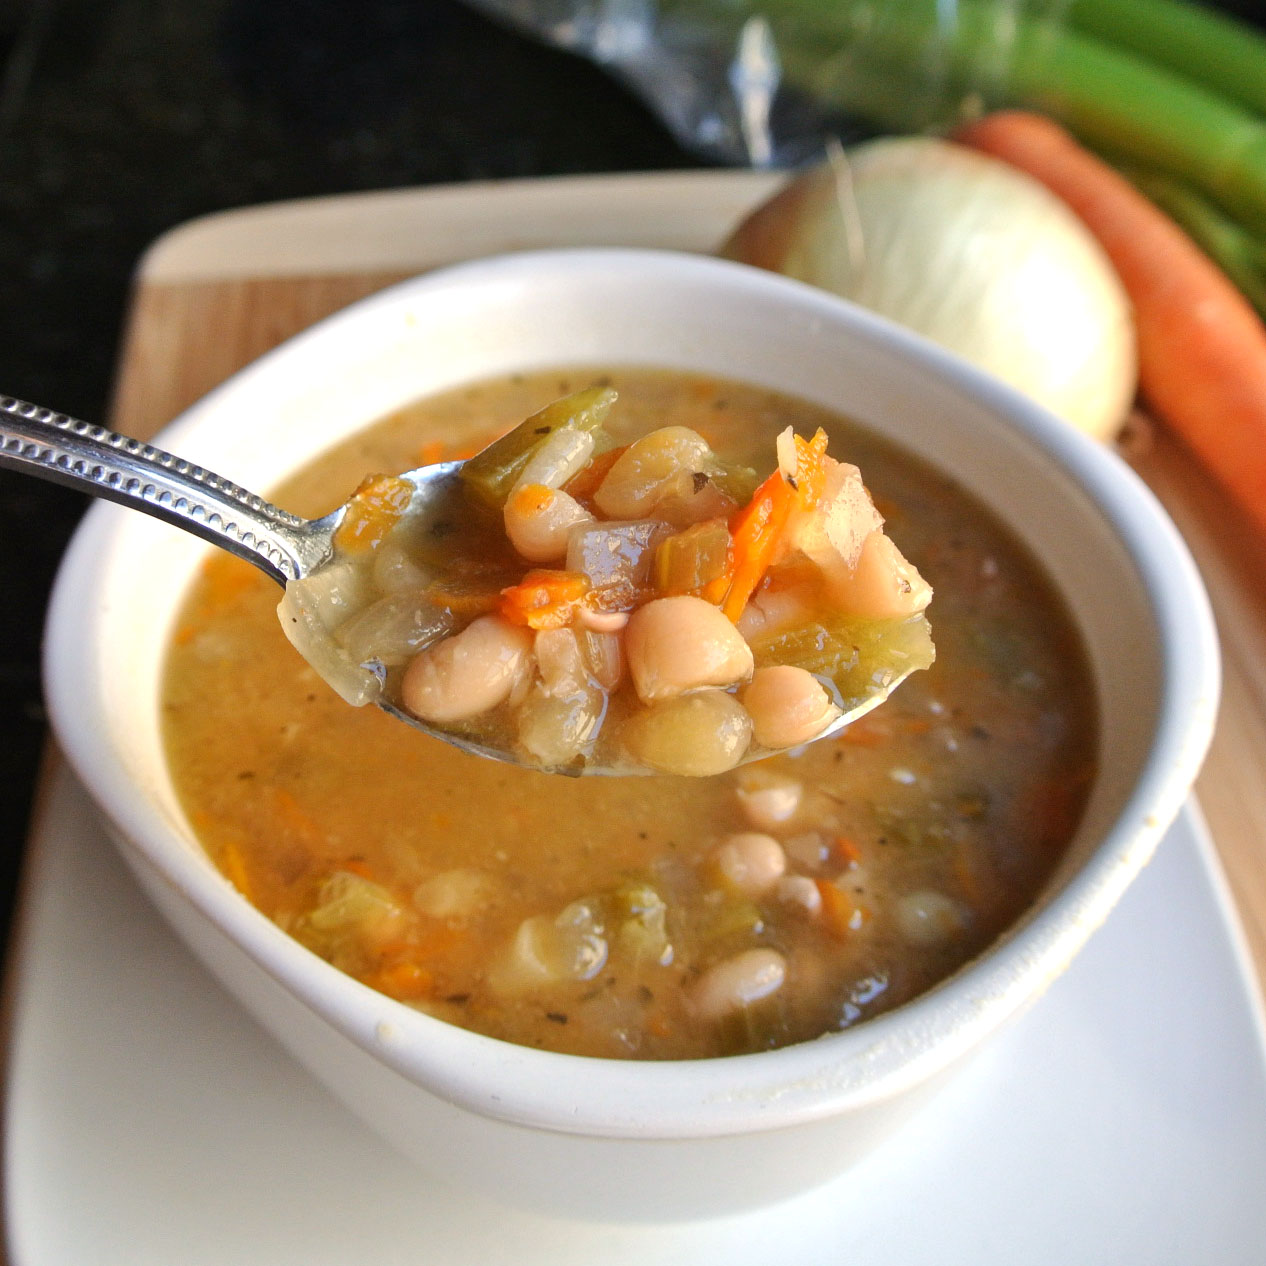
[161,368,1096,1059]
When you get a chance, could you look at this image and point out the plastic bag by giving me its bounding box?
[464,0,1072,167]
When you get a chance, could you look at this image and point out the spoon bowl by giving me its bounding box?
[1,393,907,773]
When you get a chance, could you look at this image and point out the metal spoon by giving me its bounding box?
[1,393,914,772]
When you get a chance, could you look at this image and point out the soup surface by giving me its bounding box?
[162,368,1096,1059]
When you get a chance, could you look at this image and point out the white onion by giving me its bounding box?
[723,136,1137,442]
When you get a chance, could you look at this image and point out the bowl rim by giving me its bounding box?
[44,247,1220,1139]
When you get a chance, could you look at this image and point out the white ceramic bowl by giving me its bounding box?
[44,249,1219,1221]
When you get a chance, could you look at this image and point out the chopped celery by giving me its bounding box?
[459,387,616,509]
[750,614,935,712]
[612,882,673,965]
[654,518,732,594]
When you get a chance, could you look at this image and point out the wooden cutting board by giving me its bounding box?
[106,169,1266,1004]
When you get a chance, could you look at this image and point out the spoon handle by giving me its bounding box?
[0,394,331,583]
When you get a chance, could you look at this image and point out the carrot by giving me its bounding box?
[360,960,433,1001]
[956,109,1266,540]
[562,443,628,504]
[720,468,796,621]
[498,568,591,630]
[814,879,870,939]
[219,839,255,904]
[718,428,831,622]
[832,834,863,868]
[333,473,415,552]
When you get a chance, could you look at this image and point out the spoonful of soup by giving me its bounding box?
[2,388,932,775]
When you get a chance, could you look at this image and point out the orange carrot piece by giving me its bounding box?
[361,960,434,1001]
[721,469,797,621]
[956,110,1266,539]
[562,444,628,504]
[717,429,830,621]
[219,839,254,904]
[833,835,863,868]
[814,879,869,939]
[499,569,591,630]
[333,473,414,553]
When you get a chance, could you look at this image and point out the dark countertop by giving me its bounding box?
[0,0,699,950]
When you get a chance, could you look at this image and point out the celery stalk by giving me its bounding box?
[738,0,1266,229]
[1068,0,1266,116]
[460,387,616,509]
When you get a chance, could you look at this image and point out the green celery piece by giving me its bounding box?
[459,386,617,509]
[1067,0,1266,116]
[750,613,935,713]
[1124,166,1266,318]
[730,0,1266,230]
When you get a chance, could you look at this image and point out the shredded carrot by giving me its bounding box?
[268,786,323,849]
[563,444,628,503]
[717,428,830,621]
[498,569,592,630]
[720,468,797,621]
[220,839,254,904]
[339,858,376,881]
[507,482,556,519]
[957,110,1266,540]
[814,879,870,939]
[361,960,434,1001]
[833,835,863,868]
[333,473,414,553]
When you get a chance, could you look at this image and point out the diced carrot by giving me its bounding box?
[957,110,1266,540]
[498,569,592,630]
[720,468,797,621]
[333,473,414,553]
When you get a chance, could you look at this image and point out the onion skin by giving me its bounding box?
[721,137,1138,443]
